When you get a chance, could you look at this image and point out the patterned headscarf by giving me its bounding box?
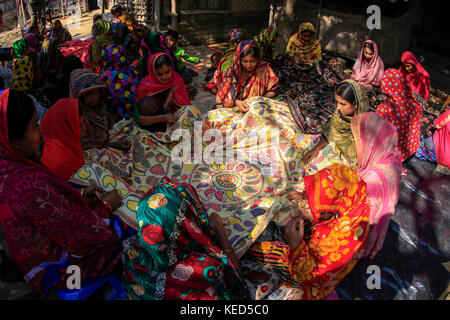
[323,79,370,169]
[12,39,27,59]
[286,22,322,63]
[227,28,248,49]
[216,40,279,108]
[69,68,107,99]
[11,56,34,92]
[99,44,141,119]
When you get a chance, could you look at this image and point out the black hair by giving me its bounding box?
[211,52,222,61]
[7,90,36,141]
[154,54,173,70]
[111,5,123,16]
[62,55,83,97]
[364,42,375,52]
[240,46,260,60]
[335,82,356,106]
[0,78,5,91]
[165,29,179,40]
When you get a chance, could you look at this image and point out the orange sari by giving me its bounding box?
[243,164,370,300]
[216,40,279,108]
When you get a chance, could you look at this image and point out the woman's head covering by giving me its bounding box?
[49,20,72,44]
[0,89,32,164]
[214,29,249,80]
[227,28,248,49]
[399,51,430,102]
[298,22,317,40]
[286,22,322,63]
[136,52,190,106]
[351,40,385,86]
[24,33,38,51]
[11,56,34,92]
[376,68,422,161]
[253,27,277,62]
[138,32,177,77]
[0,67,14,90]
[95,19,110,35]
[99,44,141,119]
[91,19,114,69]
[216,40,278,108]
[41,98,85,180]
[351,112,402,258]
[135,24,150,38]
[12,38,28,59]
[69,68,107,99]
[323,79,370,169]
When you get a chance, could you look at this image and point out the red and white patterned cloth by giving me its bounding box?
[376,68,423,162]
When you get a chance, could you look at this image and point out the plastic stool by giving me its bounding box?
[56,274,127,300]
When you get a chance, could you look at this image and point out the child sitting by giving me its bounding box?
[164,29,205,85]
[204,52,222,94]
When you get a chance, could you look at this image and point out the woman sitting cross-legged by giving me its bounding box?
[286,22,322,65]
[215,40,279,113]
[135,52,190,133]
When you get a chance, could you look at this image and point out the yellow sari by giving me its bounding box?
[286,22,322,63]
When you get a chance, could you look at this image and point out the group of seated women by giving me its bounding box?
[0,13,448,300]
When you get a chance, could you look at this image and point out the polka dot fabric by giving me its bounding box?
[376,68,422,161]
[99,44,142,120]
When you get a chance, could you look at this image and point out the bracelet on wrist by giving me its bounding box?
[103,200,113,212]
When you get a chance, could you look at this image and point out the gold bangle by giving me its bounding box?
[103,200,112,212]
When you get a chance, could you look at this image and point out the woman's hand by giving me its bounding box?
[82,185,105,207]
[102,190,122,211]
[284,217,305,251]
[293,54,302,65]
[235,100,250,113]
[285,190,307,202]
[162,114,179,124]
[304,147,320,164]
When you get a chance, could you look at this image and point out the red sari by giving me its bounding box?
[243,164,370,300]
[399,51,430,102]
[136,52,190,106]
[0,89,121,296]
[41,98,85,181]
[376,68,423,162]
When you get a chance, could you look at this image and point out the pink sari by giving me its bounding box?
[351,112,402,258]
[351,40,385,86]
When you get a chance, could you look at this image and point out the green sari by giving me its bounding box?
[121,177,246,300]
